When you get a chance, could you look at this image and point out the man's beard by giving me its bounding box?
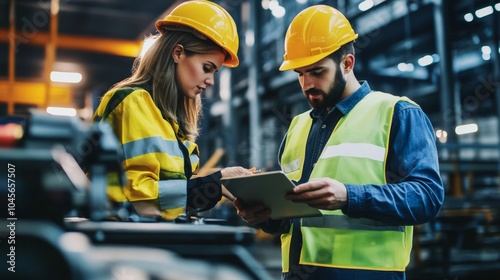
[306,65,346,111]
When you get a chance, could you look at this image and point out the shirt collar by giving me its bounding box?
[310,81,371,119]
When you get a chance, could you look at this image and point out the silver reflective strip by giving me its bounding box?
[183,140,199,165]
[302,215,404,232]
[320,143,385,162]
[282,158,302,173]
[158,179,187,210]
[190,154,199,166]
[122,136,182,160]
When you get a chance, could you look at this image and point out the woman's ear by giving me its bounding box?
[172,44,184,63]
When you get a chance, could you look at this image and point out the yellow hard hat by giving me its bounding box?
[279,5,358,71]
[155,0,239,68]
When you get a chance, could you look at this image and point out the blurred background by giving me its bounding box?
[0,0,499,279]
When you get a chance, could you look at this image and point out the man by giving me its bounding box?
[233,5,444,280]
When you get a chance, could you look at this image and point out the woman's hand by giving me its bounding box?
[220,166,260,201]
[220,166,257,178]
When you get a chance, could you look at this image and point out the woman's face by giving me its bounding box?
[173,45,225,99]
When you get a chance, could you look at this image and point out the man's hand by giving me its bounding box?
[285,178,347,210]
[233,198,271,225]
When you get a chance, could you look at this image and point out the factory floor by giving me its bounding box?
[246,230,500,280]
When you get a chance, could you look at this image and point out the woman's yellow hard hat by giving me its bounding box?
[279,5,358,71]
[155,0,239,68]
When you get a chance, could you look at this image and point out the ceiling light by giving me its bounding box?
[435,129,448,143]
[397,63,414,72]
[359,0,374,11]
[481,45,491,54]
[271,5,286,18]
[269,0,279,10]
[261,0,270,10]
[50,71,82,83]
[431,54,440,63]
[46,107,77,117]
[417,55,433,67]
[464,13,474,22]
[139,37,156,58]
[245,30,255,47]
[475,6,494,18]
[455,123,478,135]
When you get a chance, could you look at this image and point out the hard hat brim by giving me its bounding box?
[156,20,239,68]
[279,52,331,71]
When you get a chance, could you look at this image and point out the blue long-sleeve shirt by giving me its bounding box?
[261,81,444,279]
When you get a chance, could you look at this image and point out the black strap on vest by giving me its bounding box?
[95,87,140,123]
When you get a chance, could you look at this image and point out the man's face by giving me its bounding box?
[294,57,346,111]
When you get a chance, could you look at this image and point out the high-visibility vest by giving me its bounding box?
[92,87,199,220]
[280,91,415,272]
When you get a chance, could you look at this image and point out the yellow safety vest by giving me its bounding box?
[280,91,415,272]
[92,87,199,220]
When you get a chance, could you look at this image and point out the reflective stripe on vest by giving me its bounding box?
[302,212,404,232]
[280,91,415,272]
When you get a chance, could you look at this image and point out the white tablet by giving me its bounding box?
[221,171,323,220]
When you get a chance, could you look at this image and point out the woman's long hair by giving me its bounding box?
[111,29,224,141]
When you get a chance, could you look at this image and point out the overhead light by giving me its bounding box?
[46,107,77,117]
[431,54,440,63]
[495,3,500,11]
[245,30,255,47]
[139,37,156,58]
[464,13,474,22]
[271,5,286,18]
[50,71,82,83]
[435,129,448,143]
[219,69,231,101]
[475,6,494,18]
[482,46,492,61]
[359,0,374,11]
[417,55,434,67]
[397,62,414,72]
[261,0,270,10]
[269,0,279,10]
[455,123,478,135]
[481,45,492,54]
[296,0,307,4]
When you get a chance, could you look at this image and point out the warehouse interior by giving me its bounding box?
[0,0,499,279]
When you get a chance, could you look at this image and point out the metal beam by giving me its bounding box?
[8,0,15,115]
[0,29,142,58]
[433,0,457,158]
[43,0,59,109]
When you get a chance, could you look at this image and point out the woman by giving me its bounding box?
[92,1,252,221]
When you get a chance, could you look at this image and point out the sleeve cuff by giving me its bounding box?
[342,184,365,214]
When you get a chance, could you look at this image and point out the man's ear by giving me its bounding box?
[343,54,355,73]
[172,44,184,63]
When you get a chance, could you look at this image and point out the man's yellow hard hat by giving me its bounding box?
[279,5,358,71]
[155,0,239,68]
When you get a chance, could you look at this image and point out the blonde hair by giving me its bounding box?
[111,29,225,141]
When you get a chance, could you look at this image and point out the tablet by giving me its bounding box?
[221,171,323,220]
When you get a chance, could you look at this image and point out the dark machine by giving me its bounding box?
[0,111,272,280]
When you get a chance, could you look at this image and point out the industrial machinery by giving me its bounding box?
[0,111,273,280]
